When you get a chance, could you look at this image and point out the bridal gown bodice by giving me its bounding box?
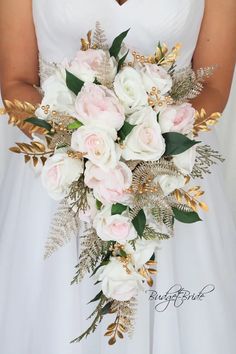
[32,0,204,67]
[1,1,236,354]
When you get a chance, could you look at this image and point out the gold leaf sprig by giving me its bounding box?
[193,109,221,136]
[9,141,53,166]
[139,259,158,287]
[105,297,137,345]
[174,186,208,212]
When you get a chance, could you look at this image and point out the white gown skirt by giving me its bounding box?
[0,123,236,354]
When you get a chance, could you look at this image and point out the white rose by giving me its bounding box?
[124,238,160,270]
[97,257,145,301]
[122,107,166,161]
[114,66,148,114]
[140,64,172,95]
[173,145,197,175]
[65,49,117,83]
[35,69,75,119]
[71,126,120,170]
[41,153,83,200]
[156,174,186,196]
[93,206,137,244]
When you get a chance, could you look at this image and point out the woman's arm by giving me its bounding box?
[0,0,42,136]
[191,0,236,114]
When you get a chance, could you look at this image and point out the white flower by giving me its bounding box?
[124,238,160,270]
[65,49,117,83]
[114,66,148,114]
[35,69,75,119]
[158,103,195,134]
[122,107,166,161]
[71,126,120,170]
[156,174,186,196]
[140,64,172,95]
[41,153,83,200]
[173,145,197,175]
[93,206,137,244]
[97,257,145,301]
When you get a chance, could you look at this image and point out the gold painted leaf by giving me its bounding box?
[32,156,38,167]
[147,277,154,287]
[117,331,124,339]
[108,336,116,345]
[24,155,31,164]
[118,324,127,333]
[174,189,182,203]
[104,330,114,337]
[9,146,21,154]
[40,156,47,165]
[194,190,205,197]
[148,268,157,274]
[107,323,116,331]
[31,141,46,152]
[199,202,209,212]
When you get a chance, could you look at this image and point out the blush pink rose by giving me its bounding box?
[93,206,137,244]
[140,63,172,95]
[159,103,195,134]
[84,161,132,205]
[75,83,125,133]
[66,49,117,83]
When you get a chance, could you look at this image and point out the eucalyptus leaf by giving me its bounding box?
[118,121,136,141]
[117,50,129,72]
[67,120,83,130]
[163,132,200,156]
[111,203,127,215]
[172,207,202,223]
[132,209,146,237]
[109,29,130,59]
[66,70,84,95]
[24,117,52,131]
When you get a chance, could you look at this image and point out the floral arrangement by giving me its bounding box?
[1,23,224,345]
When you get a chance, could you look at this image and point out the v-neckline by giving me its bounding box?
[114,0,129,7]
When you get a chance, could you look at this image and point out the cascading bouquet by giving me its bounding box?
[1,23,224,345]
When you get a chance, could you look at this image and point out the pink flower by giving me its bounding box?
[93,206,137,244]
[84,161,132,205]
[66,49,117,83]
[75,83,125,133]
[159,103,195,134]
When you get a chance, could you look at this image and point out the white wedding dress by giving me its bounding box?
[0,1,236,353]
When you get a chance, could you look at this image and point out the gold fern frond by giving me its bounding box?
[44,199,80,259]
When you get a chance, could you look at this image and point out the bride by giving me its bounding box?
[0,0,236,353]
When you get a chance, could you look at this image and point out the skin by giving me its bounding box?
[0,0,235,137]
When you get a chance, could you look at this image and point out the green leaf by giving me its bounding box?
[90,260,110,277]
[88,290,103,304]
[96,200,103,210]
[163,132,200,156]
[172,207,202,223]
[94,77,101,85]
[109,29,130,59]
[118,121,136,141]
[67,120,83,130]
[156,112,160,123]
[24,117,52,131]
[132,209,146,237]
[117,50,129,72]
[66,70,84,95]
[101,301,114,315]
[111,203,127,215]
[120,249,127,257]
